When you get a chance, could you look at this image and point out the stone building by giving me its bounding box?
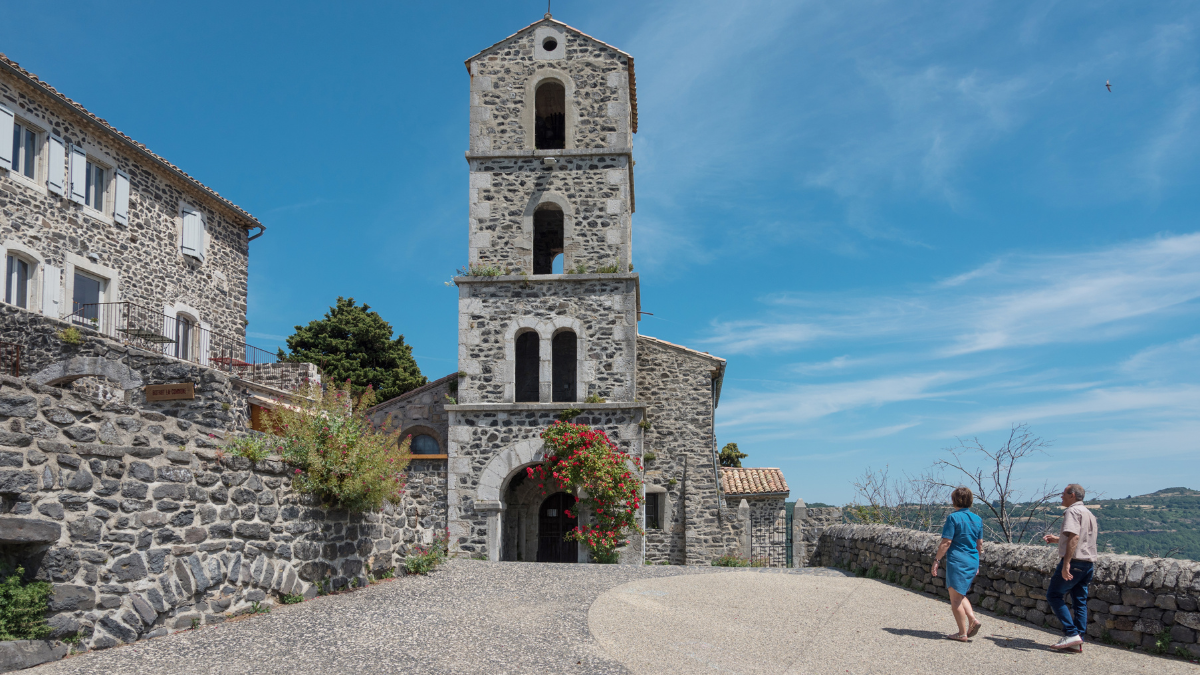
[720,467,790,566]
[1,53,262,356]
[375,16,751,565]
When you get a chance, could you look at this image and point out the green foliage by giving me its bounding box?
[596,262,620,274]
[278,297,425,401]
[270,380,411,512]
[584,394,606,403]
[711,553,751,567]
[750,557,769,567]
[565,262,588,274]
[250,601,270,615]
[532,421,644,562]
[459,262,504,277]
[866,564,880,579]
[404,538,448,575]
[190,617,201,630]
[379,567,395,579]
[719,442,747,468]
[1152,629,1173,655]
[280,594,304,605]
[642,451,656,462]
[557,407,583,421]
[226,434,270,462]
[0,567,52,641]
[56,327,82,346]
[316,579,330,596]
[667,478,677,487]
[638,419,652,431]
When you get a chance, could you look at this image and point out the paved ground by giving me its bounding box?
[590,571,1200,674]
[32,560,1197,674]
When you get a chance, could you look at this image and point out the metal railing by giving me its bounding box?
[0,340,19,376]
[67,302,278,380]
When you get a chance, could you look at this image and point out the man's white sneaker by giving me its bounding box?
[1050,635,1083,652]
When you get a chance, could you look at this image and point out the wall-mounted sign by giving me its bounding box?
[144,382,195,402]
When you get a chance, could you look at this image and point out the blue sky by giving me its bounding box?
[6,1,1199,504]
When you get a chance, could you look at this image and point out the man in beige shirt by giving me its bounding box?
[1042,484,1099,652]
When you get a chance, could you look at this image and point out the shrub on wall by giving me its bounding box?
[0,567,52,641]
[528,420,643,563]
[268,381,412,512]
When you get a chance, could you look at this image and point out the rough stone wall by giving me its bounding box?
[636,336,734,565]
[794,506,843,566]
[815,524,1200,657]
[0,376,426,654]
[445,405,642,561]
[398,459,448,548]
[468,22,632,153]
[1,71,251,339]
[467,156,631,272]
[231,362,320,394]
[457,277,638,404]
[367,375,454,452]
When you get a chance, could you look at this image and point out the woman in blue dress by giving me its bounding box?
[931,486,984,641]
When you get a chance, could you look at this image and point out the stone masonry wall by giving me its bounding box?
[468,23,632,153]
[445,405,642,561]
[815,524,1200,657]
[467,156,631,272]
[0,376,418,654]
[636,336,736,565]
[1,70,252,339]
[793,505,843,566]
[457,277,638,404]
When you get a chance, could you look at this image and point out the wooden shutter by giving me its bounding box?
[47,135,66,195]
[181,207,204,260]
[0,104,13,171]
[113,170,131,224]
[41,264,61,318]
[68,145,87,204]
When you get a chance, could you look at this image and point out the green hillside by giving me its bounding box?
[1090,487,1200,561]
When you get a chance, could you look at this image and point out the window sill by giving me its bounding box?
[3,170,49,198]
[79,204,114,226]
[445,401,647,412]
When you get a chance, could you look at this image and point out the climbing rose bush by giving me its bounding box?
[528,420,644,562]
[268,380,411,512]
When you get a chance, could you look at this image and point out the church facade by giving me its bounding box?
[372,16,764,564]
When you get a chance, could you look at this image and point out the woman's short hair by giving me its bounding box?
[951,486,973,508]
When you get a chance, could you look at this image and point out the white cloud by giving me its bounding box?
[701,232,1200,356]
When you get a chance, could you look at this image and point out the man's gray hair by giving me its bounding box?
[1066,484,1085,501]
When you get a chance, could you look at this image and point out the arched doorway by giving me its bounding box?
[537,492,578,563]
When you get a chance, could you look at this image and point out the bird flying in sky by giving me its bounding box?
[1106,80,1112,92]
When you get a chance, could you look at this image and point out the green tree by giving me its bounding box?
[719,442,747,467]
[279,297,425,401]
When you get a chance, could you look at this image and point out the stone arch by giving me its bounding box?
[31,356,143,390]
[522,68,577,151]
[477,438,548,504]
[399,423,445,457]
[521,192,575,274]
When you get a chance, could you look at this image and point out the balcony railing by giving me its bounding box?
[0,341,19,376]
[67,302,279,382]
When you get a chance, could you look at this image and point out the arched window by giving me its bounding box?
[175,314,195,361]
[515,331,540,402]
[533,204,564,274]
[535,81,566,150]
[411,434,441,455]
[552,331,576,402]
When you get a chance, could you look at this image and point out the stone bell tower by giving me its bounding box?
[444,16,647,563]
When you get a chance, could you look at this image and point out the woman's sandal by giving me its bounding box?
[967,621,982,637]
[945,633,970,642]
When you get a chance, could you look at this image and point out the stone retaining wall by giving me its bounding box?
[0,376,437,658]
[815,523,1200,657]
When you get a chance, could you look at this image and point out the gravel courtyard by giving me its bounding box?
[30,559,1197,674]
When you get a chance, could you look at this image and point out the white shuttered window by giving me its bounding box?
[68,144,87,204]
[42,264,61,318]
[113,170,130,224]
[181,206,206,262]
[47,135,66,195]
[0,104,13,172]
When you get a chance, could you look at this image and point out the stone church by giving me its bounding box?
[368,15,789,565]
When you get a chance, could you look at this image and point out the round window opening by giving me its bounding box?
[411,434,441,455]
[542,37,558,52]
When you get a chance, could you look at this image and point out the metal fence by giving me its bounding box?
[750,513,790,567]
[0,340,19,376]
[67,302,278,379]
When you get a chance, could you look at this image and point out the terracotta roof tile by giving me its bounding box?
[720,467,789,496]
[0,53,262,230]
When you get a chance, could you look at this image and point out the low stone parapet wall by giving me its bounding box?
[814,523,1200,656]
[0,376,425,659]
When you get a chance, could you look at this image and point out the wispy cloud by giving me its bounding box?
[702,232,1200,356]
